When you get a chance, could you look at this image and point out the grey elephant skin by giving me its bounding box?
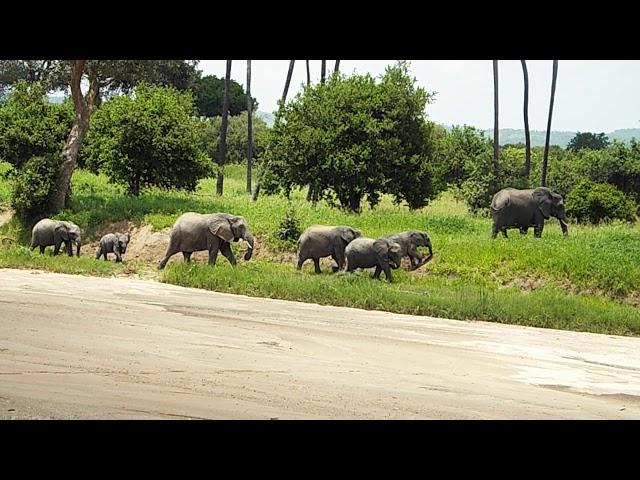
[296,225,361,273]
[345,237,403,282]
[96,232,130,262]
[490,187,569,239]
[30,219,82,257]
[385,230,433,269]
[158,212,255,269]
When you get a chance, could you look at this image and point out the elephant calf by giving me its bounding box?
[385,230,433,269]
[297,225,361,273]
[345,237,403,282]
[96,232,130,262]
[30,218,82,257]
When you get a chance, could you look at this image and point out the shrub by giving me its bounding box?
[565,180,637,224]
[10,154,62,220]
[276,206,302,242]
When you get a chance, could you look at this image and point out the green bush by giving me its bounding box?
[10,155,62,220]
[566,180,637,224]
[276,206,302,243]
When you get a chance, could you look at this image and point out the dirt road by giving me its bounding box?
[1,268,639,419]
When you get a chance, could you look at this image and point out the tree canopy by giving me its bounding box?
[192,74,258,118]
[567,132,610,152]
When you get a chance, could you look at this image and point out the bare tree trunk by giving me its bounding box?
[334,60,340,73]
[306,60,310,86]
[521,60,531,181]
[216,60,232,196]
[492,60,500,183]
[542,60,558,187]
[51,60,99,212]
[321,60,326,84]
[282,60,295,103]
[246,60,253,194]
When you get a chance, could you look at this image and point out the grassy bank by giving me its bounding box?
[1,162,640,336]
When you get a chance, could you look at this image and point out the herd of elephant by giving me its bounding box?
[27,186,568,282]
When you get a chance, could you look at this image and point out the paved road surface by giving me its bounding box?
[1,268,639,419]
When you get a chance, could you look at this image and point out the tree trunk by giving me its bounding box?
[216,60,232,196]
[306,60,310,86]
[282,60,295,103]
[492,60,500,183]
[51,60,99,212]
[334,60,340,73]
[521,60,531,181]
[321,60,326,84]
[246,60,253,194]
[542,60,558,187]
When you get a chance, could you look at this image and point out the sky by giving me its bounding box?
[198,60,640,133]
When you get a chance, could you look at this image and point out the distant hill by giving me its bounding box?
[456,127,640,147]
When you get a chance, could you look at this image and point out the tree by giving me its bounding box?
[492,61,500,182]
[282,60,295,104]
[567,132,610,152]
[261,61,440,212]
[246,60,253,193]
[192,73,257,118]
[321,60,326,84]
[334,60,340,73]
[216,60,232,196]
[542,60,558,187]
[521,60,531,181]
[82,83,210,196]
[306,60,311,86]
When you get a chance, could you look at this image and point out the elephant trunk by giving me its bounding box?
[559,218,569,237]
[243,232,255,261]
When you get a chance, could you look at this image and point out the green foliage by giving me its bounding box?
[262,61,440,212]
[566,180,637,224]
[192,74,257,118]
[433,124,491,189]
[0,81,73,168]
[567,132,610,152]
[10,154,63,220]
[83,83,212,196]
[198,112,269,165]
[276,206,302,243]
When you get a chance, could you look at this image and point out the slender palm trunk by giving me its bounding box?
[282,60,295,104]
[246,60,253,194]
[542,60,558,187]
[216,60,232,196]
[306,60,311,86]
[52,60,99,212]
[521,60,531,181]
[334,60,340,73]
[492,60,500,183]
[321,60,326,84]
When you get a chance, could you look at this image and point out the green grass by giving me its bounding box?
[1,162,640,336]
[0,161,13,207]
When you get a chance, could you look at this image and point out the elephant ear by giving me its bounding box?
[340,228,357,244]
[55,223,70,241]
[208,217,234,242]
[533,188,552,219]
[373,238,390,262]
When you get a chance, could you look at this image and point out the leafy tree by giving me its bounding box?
[192,74,257,118]
[433,124,491,188]
[567,132,610,152]
[82,83,211,196]
[565,180,637,224]
[261,62,440,212]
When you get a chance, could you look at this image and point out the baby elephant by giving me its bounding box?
[345,237,403,282]
[96,232,130,262]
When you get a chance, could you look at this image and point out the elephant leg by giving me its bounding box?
[182,252,192,262]
[103,252,109,261]
[383,265,394,282]
[39,245,45,254]
[313,258,321,274]
[207,236,221,266]
[65,240,73,257]
[220,241,237,266]
[53,238,62,256]
[330,254,340,273]
[296,256,306,270]
[501,228,508,238]
[372,265,382,280]
[491,224,499,239]
[114,246,122,263]
[534,224,543,238]
[158,247,179,270]
[95,247,102,260]
[519,227,528,235]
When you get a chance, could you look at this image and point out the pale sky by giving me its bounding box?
[198,60,640,133]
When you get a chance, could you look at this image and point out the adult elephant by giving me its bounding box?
[385,230,433,270]
[490,187,568,239]
[296,225,361,273]
[158,212,255,269]
[345,237,403,282]
[30,219,82,256]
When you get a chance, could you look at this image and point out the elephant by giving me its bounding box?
[490,187,569,239]
[296,225,361,273]
[385,230,433,269]
[345,237,403,282]
[29,219,82,257]
[158,212,255,269]
[96,232,130,262]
